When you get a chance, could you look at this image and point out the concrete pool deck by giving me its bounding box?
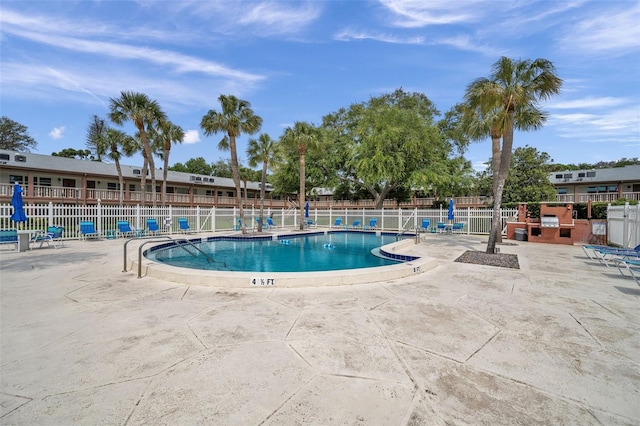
[1,233,638,425]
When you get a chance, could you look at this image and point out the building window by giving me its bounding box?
[608,185,617,192]
[563,173,573,179]
[9,175,25,184]
[586,171,596,177]
[0,153,10,161]
[129,184,136,191]
[555,174,563,179]
[578,172,585,178]
[38,177,52,187]
[217,191,223,196]
[205,190,215,196]
[107,183,120,190]
[587,187,597,193]
[557,188,567,195]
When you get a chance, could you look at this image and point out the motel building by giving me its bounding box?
[2,150,639,208]
[0,150,279,208]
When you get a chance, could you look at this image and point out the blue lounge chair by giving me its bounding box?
[266,217,277,228]
[146,218,160,235]
[178,218,193,233]
[349,219,361,229]
[79,221,100,240]
[33,226,65,248]
[333,218,342,228]
[117,220,134,238]
[614,258,640,285]
[304,219,317,228]
[366,218,377,230]
[583,244,640,260]
[421,219,431,232]
[594,247,640,267]
[436,222,446,233]
[0,229,18,251]
[452,223,464,234]
[255,217,269,230]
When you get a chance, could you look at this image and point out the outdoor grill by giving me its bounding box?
[540,215,560,228]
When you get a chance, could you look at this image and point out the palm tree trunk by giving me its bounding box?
[487,116,515,254]
[229,136,245,233]
[259,160,267,232]
[140,156,148,207]
[162,147,170,208]
[491,134,503,243]
[299,152,306,231]
[115,160,124,206]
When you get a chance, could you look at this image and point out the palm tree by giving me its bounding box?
[280,122,320,230]
[247,133,278,231]
[109,91,166,208]
[96,128,137,205]
[86,115,106,161]
[200,95,263,233]
[153,120,185,207]
[464,57,562,254]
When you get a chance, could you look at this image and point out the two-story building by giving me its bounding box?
[0,150,280,208]
[549,165,640,203]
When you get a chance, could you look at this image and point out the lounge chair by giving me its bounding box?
[333,218,342,228]
[436,222,446,233]
[178,218,194,234]
[421,219,431,232]
[594,247,640,267]
[366,218,377,230]
[117,220,134,238]
[0,229,18,251]
[614,258,640,286]
[452,223,464,234]
[582,244,640,260]
[32,226,65,249]
[266,217,277,228]
[349,219,361,229]
[233,218,242,231]
[146,218,160,235]
[304,219,317,228]
[79,221,100,240]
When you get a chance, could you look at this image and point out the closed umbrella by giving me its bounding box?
[10,182,27,223]
[304,202,309,218]
[448,198,454,221]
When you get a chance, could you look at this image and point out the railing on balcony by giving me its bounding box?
[555,192,640,203]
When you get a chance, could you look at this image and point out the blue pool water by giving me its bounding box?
[146,232,408,272]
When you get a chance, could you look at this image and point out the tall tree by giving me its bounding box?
[152,120,185,207]
[0,116,38,152]
[170,157,215,175]
[503,146,556,203]
[86,115,106,161]
[464,57,562,254]
[200,95,263,233]
[109,91,166,208]
[320,89,449,209]
[95,128,137,205]
[247,133,278,231]
[279,121,321,230]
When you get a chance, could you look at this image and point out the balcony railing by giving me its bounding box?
[555,192,640,203]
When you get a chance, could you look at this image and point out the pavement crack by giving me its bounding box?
[465,329,501,363]
[569,313,603,347]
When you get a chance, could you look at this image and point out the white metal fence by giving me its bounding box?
[607,203,640,248]
[0,202,518,240]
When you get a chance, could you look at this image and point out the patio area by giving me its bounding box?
[1,234,638,425]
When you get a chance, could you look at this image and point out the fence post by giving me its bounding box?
[467,207,471,235]
[623,202,630,248]
[97,199,102,235]
[48,202,54,227]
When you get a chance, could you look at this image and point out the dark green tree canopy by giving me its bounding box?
[0,116,38,152]
[170,157,215,175]
[51,148,95,160]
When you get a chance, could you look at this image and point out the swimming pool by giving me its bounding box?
[146,231,413,272]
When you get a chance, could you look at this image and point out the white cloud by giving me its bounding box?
[378,0,479,27]
[549,97,629,109]
[49,126,65,139]
[334,29,424,44]
[183,130,200,144]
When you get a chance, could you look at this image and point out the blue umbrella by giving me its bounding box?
[448,198,454,221]
[10,182,28,223]
[304,202,309,218]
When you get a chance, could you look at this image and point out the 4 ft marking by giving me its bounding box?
[251,277,275,286]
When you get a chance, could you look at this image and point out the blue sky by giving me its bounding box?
[1,0,638,173]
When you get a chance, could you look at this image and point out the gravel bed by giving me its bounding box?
[454,250,520,269]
